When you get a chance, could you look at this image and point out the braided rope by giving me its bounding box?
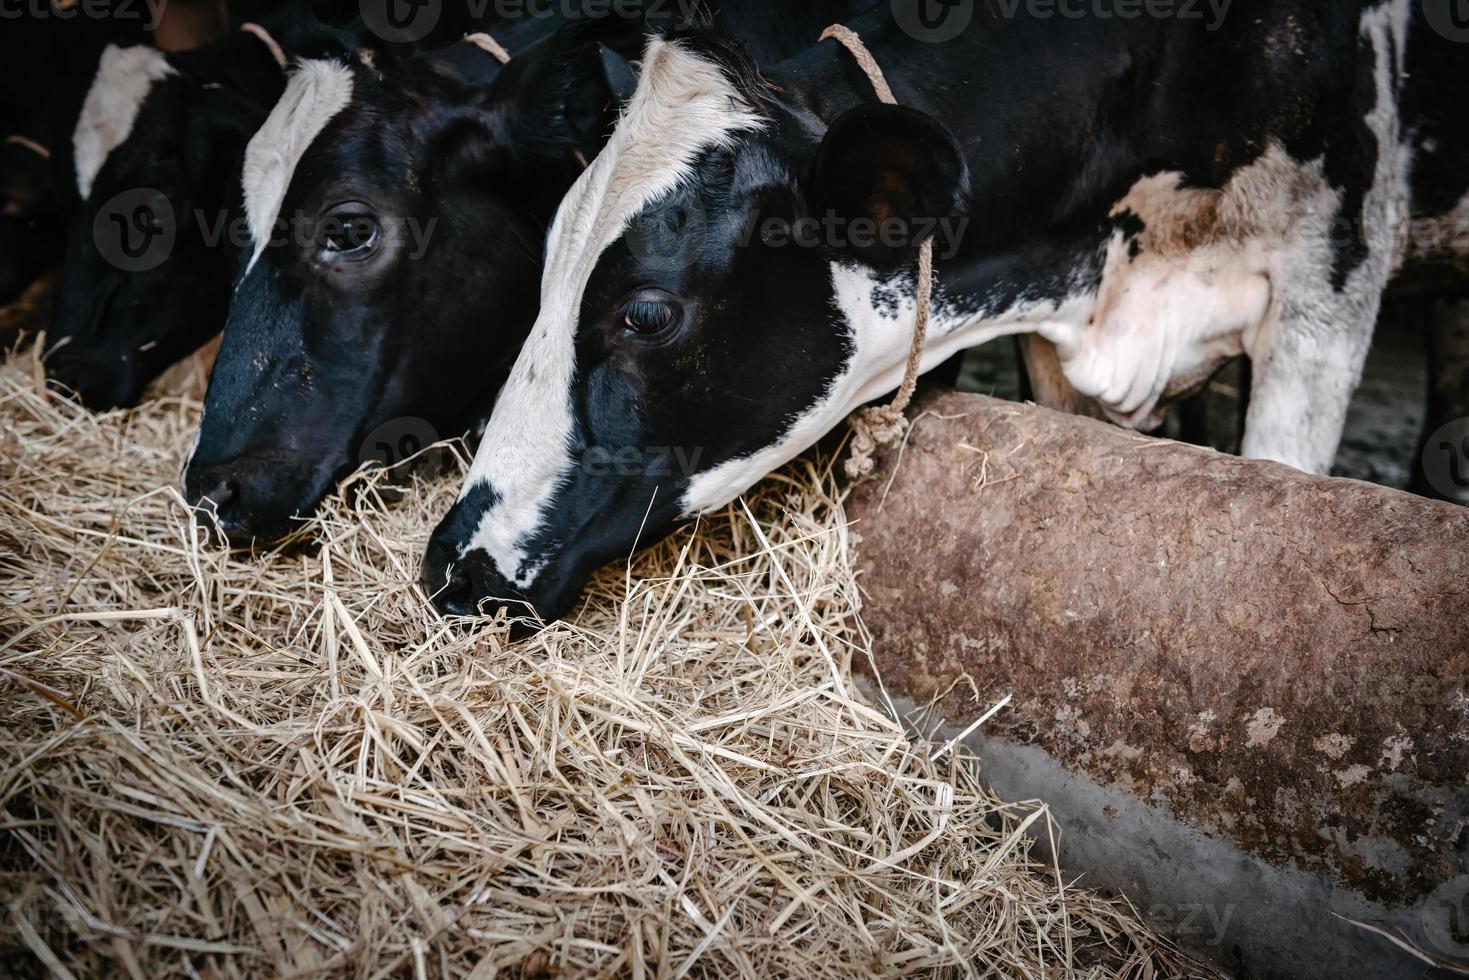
[819,25,937,481]
[240,22,288,69]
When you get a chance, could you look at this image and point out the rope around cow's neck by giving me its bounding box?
[3,134,50,160]
[240,22,288,70]
[819,24,936,482]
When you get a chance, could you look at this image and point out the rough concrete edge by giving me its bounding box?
[863,682,1466,980]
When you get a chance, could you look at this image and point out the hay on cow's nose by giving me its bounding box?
[0,355,1206,978]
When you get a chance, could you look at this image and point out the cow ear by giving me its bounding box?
[599,43,639,105]
[494,24,639,159]
[810,104,969,271]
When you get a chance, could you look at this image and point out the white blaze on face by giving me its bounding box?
[456,39,764,586]
[73,44,176,200]
[241,59,355,275]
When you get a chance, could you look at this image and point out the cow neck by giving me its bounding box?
[819,24,935,482]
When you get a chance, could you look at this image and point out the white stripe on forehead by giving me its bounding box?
[459,38,765,585]
[241,59,354,274]
[73,45,176,200]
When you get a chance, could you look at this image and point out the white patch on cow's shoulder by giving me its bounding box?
[241,59,354,275]
[458,39,764,587]
[73,45,176,200]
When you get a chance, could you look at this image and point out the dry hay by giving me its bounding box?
[0,345,1210,978]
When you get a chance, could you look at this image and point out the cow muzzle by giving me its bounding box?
[44,349,146,411]
[420,519,578,633]
[182,452,333,545]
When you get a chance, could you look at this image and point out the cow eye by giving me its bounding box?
[618,289,680,336]
[319,209,380,257]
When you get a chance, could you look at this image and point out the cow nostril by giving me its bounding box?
[436,563,478,616]
[422,535,488,617]
[195,478,242,528]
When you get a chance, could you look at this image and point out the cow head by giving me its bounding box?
[182,29,637,544]
[44,36,287,410]
[421,34,972,624]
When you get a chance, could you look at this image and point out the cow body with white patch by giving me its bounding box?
[181,0,875,542]
[423,0,1468,624]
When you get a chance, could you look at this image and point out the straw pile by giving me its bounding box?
[0,334,1208,977]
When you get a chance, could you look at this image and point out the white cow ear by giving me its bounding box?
[810,104,969,271]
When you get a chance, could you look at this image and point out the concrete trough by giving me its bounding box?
[847,390,1469,978]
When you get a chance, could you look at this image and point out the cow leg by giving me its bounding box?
[1410,297,1469,504]
[1174,392,1212,448]
[1239,286,1378,475]
[1014,337,1035,403]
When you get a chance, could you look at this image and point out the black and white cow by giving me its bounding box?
[181,0,874,543]
[41,13,368,409]
[422,0,1469,623]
